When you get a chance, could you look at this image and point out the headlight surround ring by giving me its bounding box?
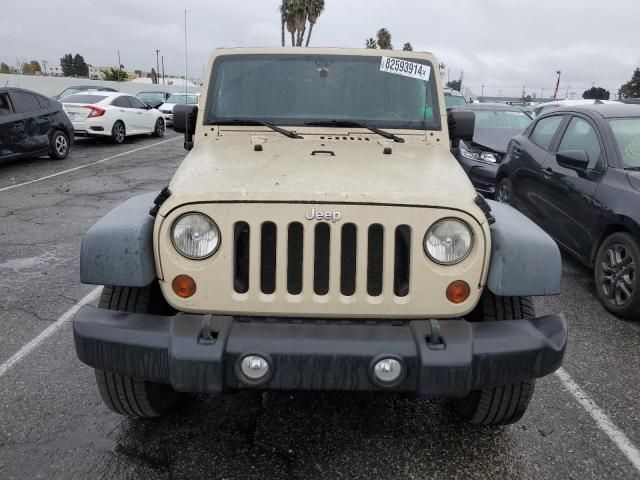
[424,218,474,265]
[171,212,221,260]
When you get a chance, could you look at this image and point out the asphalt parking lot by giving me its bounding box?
[0,131,639,480]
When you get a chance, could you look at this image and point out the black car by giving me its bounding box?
[135,91,171,109]
[496,104,640,318]
[53,85,118,101]
[449,103,532,196]
[0,87,74,161]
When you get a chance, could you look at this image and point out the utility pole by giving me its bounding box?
[553,70,561,101]
[565,85,571,99]
[481,84,485,102]
[161,55,165,85]
[540,87,544,99]
[42,60,47,76]
[155,49,160,85]
[117,50,122,82]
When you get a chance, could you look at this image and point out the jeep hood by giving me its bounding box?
[165,134,479,213]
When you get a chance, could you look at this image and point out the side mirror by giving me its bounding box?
[173,104,198,150]
[556,150,589,171]
[448,111,475,143]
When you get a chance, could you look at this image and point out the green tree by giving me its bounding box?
[376,28,392,49]
[22,60,42,75]
[72,54,89,77]
[365,38,377,49]
[582,86,610,100]
[618,68,640,98]
[0,62,10,74]
[402,42,413,51]
[60,53,74,76]
[446,79,462,91]
[103,66,127,82]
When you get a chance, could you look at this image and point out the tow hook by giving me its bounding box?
[426,319,445,350]
[198,315,218,345]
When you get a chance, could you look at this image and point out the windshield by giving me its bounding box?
[471,109,532,152]
[205,54,440,130]
[137,92,165,102]
[609,118,640,168]
[167,94,199,104]
[58,88,84,99]
[444,95,467,108]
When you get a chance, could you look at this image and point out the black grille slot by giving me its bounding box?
[287,222,304,294]
[394,225,411,297]
[260,222,277,294]
[340,223,357,296]
[367,224,384,296]
[233,222,250,293]
[313,223,330,295]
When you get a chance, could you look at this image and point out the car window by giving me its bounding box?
[530,115,563,150]
[558,117,602,169]
[62,94,107,104]
[608,118,640,168]
[10,91,41,113]
[127,96,147,109]
[0,93,14,116]
[112,96,132,108]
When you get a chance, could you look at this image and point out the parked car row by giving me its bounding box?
[450,102,640,318]
[0,85,202,162]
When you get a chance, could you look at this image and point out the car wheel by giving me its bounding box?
[152,118,165,137]
[450,292,536,425]
[111,121,126,144]
[594,232,639,319]
[48,130,70,160]
[94,284,180,418]
[496,178,513,205]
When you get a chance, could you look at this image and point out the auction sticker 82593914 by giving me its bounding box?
[379,56,431,81]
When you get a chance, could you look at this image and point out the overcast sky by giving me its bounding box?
[1,0,638,98]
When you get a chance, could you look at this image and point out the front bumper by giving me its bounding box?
[160,112,173,125]
[73,306,567,397]
[456,154,500,196]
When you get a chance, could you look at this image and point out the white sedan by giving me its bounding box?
[62,92,165,144]
[158,92,200,126]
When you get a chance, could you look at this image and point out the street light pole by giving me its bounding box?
[553,70,561,101]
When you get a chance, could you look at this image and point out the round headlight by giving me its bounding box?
[171,213,220,259]
[424,219,473,265]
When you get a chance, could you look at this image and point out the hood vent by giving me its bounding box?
[319,136,371,142]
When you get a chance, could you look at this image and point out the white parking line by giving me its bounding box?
[0,286,101,379]
[555,367,640,473]
[0,136,180,195]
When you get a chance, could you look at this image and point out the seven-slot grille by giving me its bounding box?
[233,221,411,298]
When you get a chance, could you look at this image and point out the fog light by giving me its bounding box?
[373,358,403,383]
[240,355,269,380]
[172,274,196,298]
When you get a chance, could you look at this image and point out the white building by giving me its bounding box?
[44,64,103,79]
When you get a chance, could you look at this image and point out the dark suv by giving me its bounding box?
[496,104,640,318]
[0,87,74,161]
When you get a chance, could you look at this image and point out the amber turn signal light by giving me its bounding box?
[446,280,470,304]
[172,275,197,298]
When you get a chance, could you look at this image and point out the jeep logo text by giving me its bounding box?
[305,208,342,223]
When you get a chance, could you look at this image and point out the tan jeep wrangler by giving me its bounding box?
[74,48,567,425]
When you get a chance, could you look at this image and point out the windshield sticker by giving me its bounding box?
[380,57,431,81]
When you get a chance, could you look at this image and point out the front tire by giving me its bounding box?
[451,292,536,425]
[111,121,126,144]
[152,118,165,137]
[594,232,639,319]
[49,130,70,160]
[495,177,513,205]
[95,284,180,418]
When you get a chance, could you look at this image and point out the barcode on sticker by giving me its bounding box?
[379,56,431,81]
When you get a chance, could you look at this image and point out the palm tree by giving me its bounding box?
[278,1,287,47]
[365,38,377,49]
[403,42,413,51]
[294,1,308,46]
[376,28,393,50]
[305,0,325,47]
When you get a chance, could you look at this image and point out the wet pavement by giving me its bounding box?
[0,131,639,479]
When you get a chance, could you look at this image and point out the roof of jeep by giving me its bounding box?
[208,47,436,63]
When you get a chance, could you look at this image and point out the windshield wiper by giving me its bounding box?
[625,166,640,171]
[304,120,405,143]
[211,119,302,139]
